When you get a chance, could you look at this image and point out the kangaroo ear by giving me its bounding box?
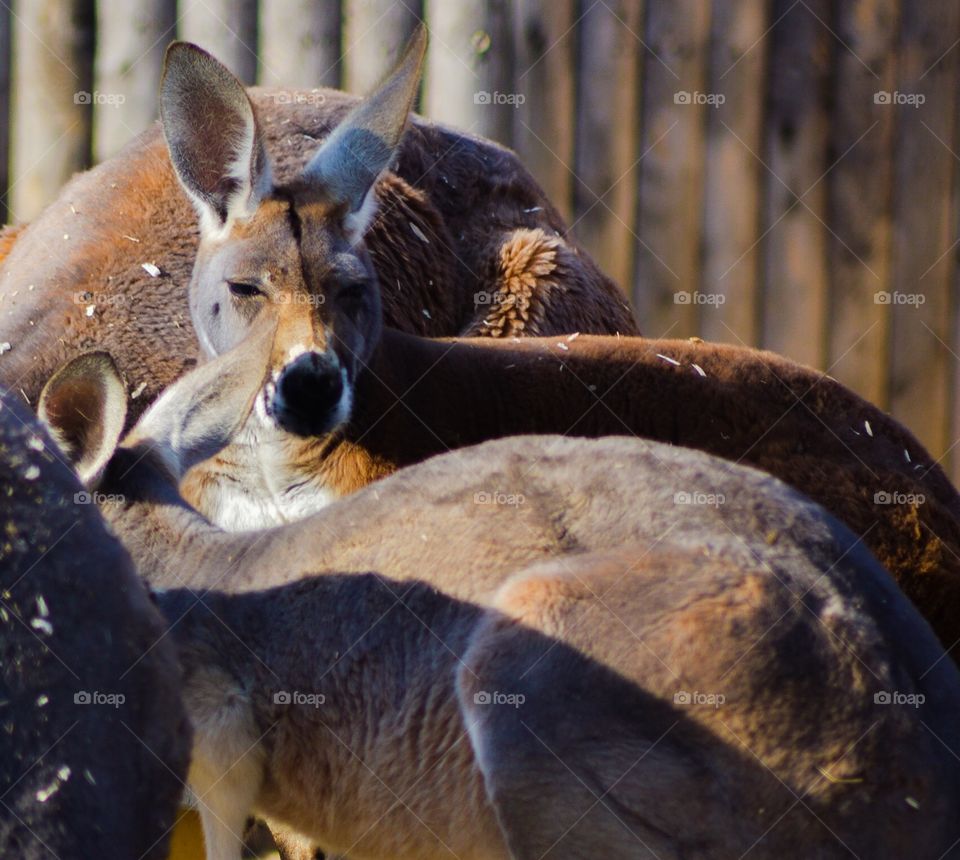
[125,312,277,481]
[303,24,427,241]
[38,353,128,487]
[160,41,271,236]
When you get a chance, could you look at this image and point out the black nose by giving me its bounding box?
[273,351,346,436]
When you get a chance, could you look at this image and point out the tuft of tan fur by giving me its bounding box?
[472,228,564,337]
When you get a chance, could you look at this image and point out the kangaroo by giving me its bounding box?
[176,303,960,665]
[141,35,960,660]
[0,386,190,858]
[0,26,635,424]
[37,331,960,859]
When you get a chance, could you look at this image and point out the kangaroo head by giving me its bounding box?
[39,313,278,490]
[160,26,427,438]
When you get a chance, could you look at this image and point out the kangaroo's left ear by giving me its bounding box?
[160,41,272,237]
[38,352,128,487]
[302,24,427,242]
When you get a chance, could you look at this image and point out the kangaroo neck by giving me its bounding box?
[100,446,239,588]
[343,329,606,468]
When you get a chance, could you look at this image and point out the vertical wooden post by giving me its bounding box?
[260,0,342,89]
[826,0,898,408]
[511,0,576,221]
[93,0,177,161]
[889,3,960,469]
[422,0,514,145]
[631,0,711,336]
[700,0,767,347]
[9,0,96,222]
[572,0,643,298]
[0,2,11,224]
[343,0,423,96]
[758,0,831,368]
[180,0,259,83]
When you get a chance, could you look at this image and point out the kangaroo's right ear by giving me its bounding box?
[160,41,271,237]
[303,24,427,242]
[38,353,127,486]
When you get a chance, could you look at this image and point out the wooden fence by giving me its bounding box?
[2,0,960,482]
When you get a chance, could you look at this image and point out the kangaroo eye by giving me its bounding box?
[227,281,264,299]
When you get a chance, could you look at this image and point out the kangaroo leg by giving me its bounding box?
[184,666,267,860]
[456,563,706,860]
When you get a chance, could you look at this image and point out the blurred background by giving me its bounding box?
[1,0,959,482]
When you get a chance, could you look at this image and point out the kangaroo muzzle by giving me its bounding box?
[271,350,350,437]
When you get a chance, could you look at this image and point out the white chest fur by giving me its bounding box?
[200,415,337,532]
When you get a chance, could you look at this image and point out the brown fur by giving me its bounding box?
[0,223,25,267]
[0,88,635,421]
